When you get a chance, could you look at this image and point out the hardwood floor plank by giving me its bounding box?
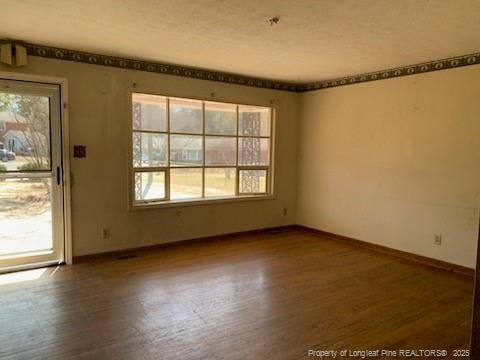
[0,229,473,359]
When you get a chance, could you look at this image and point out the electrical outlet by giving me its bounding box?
[434,234,442,246]
[102,227,111,239]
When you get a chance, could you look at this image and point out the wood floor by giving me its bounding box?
[0,229,474,360]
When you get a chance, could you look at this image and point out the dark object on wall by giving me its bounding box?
[471,218,480,359]
[73,145,86,158]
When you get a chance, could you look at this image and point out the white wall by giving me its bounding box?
[297,65,480,268]
[1,57,299,256]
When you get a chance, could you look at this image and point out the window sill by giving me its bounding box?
[129,194,276,210]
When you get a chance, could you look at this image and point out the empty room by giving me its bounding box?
[0,1,479,359]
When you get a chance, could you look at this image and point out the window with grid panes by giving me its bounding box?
[131,93,273,205]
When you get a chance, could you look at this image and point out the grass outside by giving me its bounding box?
[0,178,52,255]
[1,155,50,171]
[0,178,51,217]
[140,169,237,199]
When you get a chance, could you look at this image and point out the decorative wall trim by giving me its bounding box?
[2,40,480,93]
[10,41,302,92]
[303,52,480,91]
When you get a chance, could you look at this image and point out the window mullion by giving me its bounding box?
[268,108,273,193]
[235,105,239,196]
[166,97,171,201]
[202,101,206,198]
[132,129,168,135]
[133,166,168,172]
[165,167,170,201]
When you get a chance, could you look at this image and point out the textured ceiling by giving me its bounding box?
[1,0,480,83]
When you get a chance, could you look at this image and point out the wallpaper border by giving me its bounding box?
[303,52,480,91]
[2,41,480,93]
[17,41,302,92]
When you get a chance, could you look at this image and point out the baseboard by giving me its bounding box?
[298,225,475,278]
[73,225,299,263]
[73,223,475,278]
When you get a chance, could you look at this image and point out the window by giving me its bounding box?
[131,93,273,206]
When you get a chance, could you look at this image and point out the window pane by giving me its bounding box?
[0,178,52,255]
[205,136,236,166]
[134,171,165,201]
[239,170,267,194]
[0,93,51,171]
[170,98,202,134]
[132,93,167,132]
[205,102,236,135]
[239,106,270,137]
[171,168,202,200]
[238,137,270,166]
[205,168,235,197]
[170,135,203,166]
[133,132,168,167]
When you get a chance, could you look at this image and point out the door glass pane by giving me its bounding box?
[205,102,236,135]
[0,93,51,171]
[238,106,271,137]
[205,136,236,165]
[205,168,235,197]
[132,93,167,132]
[238,138,270,165]
[170,168,202,200]
[134,171,165,201]
[239,170,267,194]
[132,132,167,167]
[170,98,202,134]
[0,177,52,255]
[170,135,203,166]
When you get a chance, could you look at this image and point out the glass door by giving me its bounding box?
[0,79,64,272]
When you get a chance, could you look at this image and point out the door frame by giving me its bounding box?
[0,71,72,267]
[471,219,480,359]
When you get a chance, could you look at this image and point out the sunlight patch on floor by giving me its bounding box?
[0,267,47,286]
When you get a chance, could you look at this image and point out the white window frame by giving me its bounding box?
[128,92,275,209]
[0,71,72,268]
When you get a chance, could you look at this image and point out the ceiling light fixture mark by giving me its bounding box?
[267,16,280,26]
